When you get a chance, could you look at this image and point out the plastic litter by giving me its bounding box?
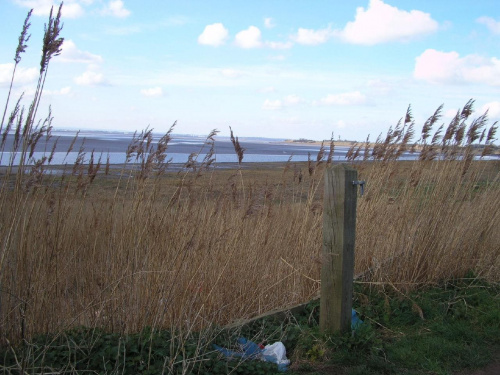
[352,308,363,329]
[261,342,290,370]
[213,309,363,372]
[213,337,290,372]
[213,337,261,360]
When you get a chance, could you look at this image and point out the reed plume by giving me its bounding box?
[0,10,32,131]
[229,126,245,164]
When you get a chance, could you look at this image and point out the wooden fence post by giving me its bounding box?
[320,164,358,333]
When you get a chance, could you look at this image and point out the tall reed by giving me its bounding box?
[349,101,499,287]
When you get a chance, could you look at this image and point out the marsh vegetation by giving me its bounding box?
[0,4,498,374]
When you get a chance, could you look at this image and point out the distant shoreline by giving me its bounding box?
[283,139,500,155]
[283,139,358,147]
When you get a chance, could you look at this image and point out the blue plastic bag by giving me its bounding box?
[352,309,363,329]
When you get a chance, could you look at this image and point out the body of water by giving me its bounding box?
[0,130,357,166]
[2,130,496,167]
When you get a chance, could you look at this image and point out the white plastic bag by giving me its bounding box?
[261,342,290,366]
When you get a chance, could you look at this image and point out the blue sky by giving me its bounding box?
[1,0,499,141]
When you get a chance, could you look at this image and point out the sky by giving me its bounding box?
[0,0,499,141]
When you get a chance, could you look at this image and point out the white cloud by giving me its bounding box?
[198,23,229,47]
[60,40,103,63]
[140,87,163,97]
[232,26,291,49]
[264,17,275,29]
[337,0,438,45]
[287,1,438,47]
[284,94,303,106]
[60,86,72,95]
[220,69,243,78]
[318,91,367,106]
[481,101,500,119]
[477,16,500,35]
[74,69,107,86]
[262,99,282,110]
[235,26,263,49]
[102,0,130,18]
[414,49,460,83]
[414,49,500,86]
[0,63,38,86]
[291,27,332,45]
[14,0,85,18]
[45,86,72,96]
[263,95,305,110]
[62,2,85,18]
[14,0,51,16]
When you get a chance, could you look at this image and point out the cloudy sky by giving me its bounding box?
[0,0,499,141]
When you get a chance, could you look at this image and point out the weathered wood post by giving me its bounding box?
[320,164,358,333]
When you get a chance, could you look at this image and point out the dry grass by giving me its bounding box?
[1,127,498,346]
[0,157,325,344]
[350,102,499,286]
[0,6,499,353]
[355,159,500,285]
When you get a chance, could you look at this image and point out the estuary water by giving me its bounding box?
[0,130,359,166]
[1,130,496,168]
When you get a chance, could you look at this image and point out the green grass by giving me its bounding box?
[1,275,498,374]
[290,275,500,375]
